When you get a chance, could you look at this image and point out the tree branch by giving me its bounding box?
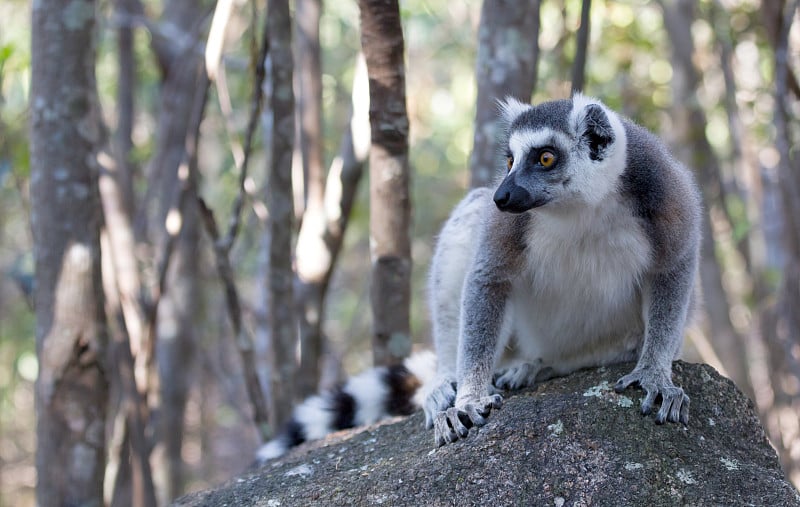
[197,199,271,435]
[195,0,273,438]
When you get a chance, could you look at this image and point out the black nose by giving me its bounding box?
[494,188,512,210]
[493,179,540,213]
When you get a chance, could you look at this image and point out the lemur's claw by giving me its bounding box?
[423,377,457,429]
[615,368,689,425]
[433,394,503,445]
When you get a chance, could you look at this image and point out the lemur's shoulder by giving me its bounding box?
[618,118,702,269]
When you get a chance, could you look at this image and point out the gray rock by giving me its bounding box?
[174,362,800,506]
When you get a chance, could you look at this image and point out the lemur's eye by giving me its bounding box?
[506,155,514,170]
[539,151,556,168]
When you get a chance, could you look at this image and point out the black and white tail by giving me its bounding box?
[255,350,437,463]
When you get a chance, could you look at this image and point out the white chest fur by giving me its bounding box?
[509,197,651,371]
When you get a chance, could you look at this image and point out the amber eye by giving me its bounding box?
[506,155,514,170]
[539,151,556,168]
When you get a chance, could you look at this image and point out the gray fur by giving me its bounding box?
[427,94,701,446]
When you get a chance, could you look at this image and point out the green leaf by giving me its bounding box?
[0,43,13,66]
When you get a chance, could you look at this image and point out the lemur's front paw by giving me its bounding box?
[422,376,457,429]
[615,367,690,425]
[433,394,503,446]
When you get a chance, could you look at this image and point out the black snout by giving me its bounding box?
[494,178,538,213]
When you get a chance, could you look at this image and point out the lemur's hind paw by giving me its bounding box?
[615,368,689,425]
[423,377,457,429]
[433,394,503,446]
[494,360,542,390]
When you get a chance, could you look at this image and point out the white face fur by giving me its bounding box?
[499,94,628,209]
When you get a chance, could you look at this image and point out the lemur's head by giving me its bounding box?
[493,93,628,213]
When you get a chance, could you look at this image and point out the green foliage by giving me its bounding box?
[0,43,14,73]
[725,195,751,243]
[0,0,35,407]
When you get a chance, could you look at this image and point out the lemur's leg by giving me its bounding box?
[433,210,527,446]
[434,255,514,445]
[615,254,696,424]
[424,189,489,428]
[423,261,463,428]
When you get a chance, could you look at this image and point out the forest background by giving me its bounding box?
[1,0,800,505]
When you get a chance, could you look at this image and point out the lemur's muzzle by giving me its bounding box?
[493,174,548,213]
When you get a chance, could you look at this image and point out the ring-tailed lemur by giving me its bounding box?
[255,94,701,461]
[425,93,701,445]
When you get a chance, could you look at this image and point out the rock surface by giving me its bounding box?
[175,362,800,506]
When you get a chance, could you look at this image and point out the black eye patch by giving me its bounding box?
[525,147,560,170]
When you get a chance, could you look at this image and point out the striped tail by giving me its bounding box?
[255,350,436,463]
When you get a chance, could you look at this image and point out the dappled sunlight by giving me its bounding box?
[6,0,800,501]
[165,208,183,236]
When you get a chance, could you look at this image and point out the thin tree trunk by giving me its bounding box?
[145,3,211,500]
[110,423,133,507]
[358,0,412,366]
[294,0,327,397]
[265,0,297,430]
[770,0,800,485]
[773,0,800,246]
[711,0,757,275]
[295,55,370,397]
[104,286,157,507]
[659,0,751,396]
[571,0,592,94]
[30,1,109,504]
[761,0,800,100]
[102,9,151,500]
[99,156,157,507]
[155,91,204,504]
[100,21,155,495]
[294,0,324,210]
[469,0,541,188]
[104,2,210,503]
[114,0,138,217]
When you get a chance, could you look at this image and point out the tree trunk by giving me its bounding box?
[145,2,210,501]
[102,6,154,503]
[709,2,758,276]
[294,0,327,398]
[30,1,109,504]
[659,0,751,395]
[295,54,370,396]
[469,0,541,189]
[294,0,324,211]
[571,0,592,94]
[153,73,206,507]
[770,0,800,485]
[265,0,297,429]
[358,0,412,366]
[114,0,137,217]
[761,0,800,101]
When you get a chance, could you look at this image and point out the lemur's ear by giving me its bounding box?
[496,96,530,127]
[578,103,615,161]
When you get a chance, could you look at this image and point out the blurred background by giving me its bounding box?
[2,0,800,504]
